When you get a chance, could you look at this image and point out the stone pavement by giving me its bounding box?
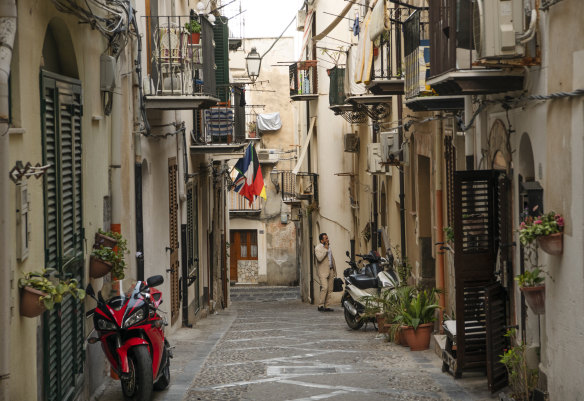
[93,286,498,401]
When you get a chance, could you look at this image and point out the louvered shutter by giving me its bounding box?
[213,16,230,102]
[168,158,180,323]
[41,72,84,401]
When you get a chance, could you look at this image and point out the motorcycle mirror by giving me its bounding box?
[146,275,164,288]
[85,283,96,300]
[345,251,350,257]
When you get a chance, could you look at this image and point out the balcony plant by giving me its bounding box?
[90,231,128,279]
[518,210,564,255]
[184,19,201,44]
[393,288,441,351]
[499,328,539,401]
[18,268,86,317]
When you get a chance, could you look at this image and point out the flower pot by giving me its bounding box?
[373,47,379,58]
[190,32,200,44]
[94,232,117,249]
[20,286,47,317]
[402,323,433,351]
[537,232,563,255]
[521,285,545,314]
[90,255,113,279]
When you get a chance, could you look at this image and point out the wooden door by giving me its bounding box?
[229,230,258,282]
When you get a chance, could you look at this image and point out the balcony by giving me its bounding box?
[274,171,318,205]
[289,61,318,101]
[190,106,247,154]
[229,187,261,215]
[142,15,220,110]
[426,1,527,96]
[367,7,408,96]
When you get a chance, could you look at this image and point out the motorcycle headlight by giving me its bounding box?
[96,318,117,331]
[124,308,146,328]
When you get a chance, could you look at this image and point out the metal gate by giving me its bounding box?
[451,170,508,391]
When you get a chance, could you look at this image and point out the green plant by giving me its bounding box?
[444,226,454,243]
[92,230,128,279]
[515,268,546,288]
[500,328,539,401]
[184,19,201,34]
[518,210,564,245]
[18,268,86,310]
[393,288,441,330]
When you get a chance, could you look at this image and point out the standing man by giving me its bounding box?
[315,232,336,312]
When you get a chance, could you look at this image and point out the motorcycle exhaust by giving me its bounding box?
[343,300,358,316]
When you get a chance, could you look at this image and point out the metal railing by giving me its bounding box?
[278,171,318,204]
[404,9,432,99]
[142,15,216,97]
[370,8,410,81]
[289,61,318,96]
[228,189,262,211]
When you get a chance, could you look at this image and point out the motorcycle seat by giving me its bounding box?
[349,274,378,289]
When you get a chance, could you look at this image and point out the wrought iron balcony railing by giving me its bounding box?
[289,61,318,101]
[276,170,318,205]
[141,15,219,108]
[228,189,261,212]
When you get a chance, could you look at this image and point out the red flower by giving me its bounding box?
[534,220,542,224]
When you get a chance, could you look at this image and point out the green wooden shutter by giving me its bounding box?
[41,71,84,401]
[213,16,230,102]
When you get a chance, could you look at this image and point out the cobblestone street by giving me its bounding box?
[95,287,497,401]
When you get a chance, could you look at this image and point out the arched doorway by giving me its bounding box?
[40,18,84,401]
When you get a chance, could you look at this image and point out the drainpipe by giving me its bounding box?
[110,87,122,237]
[395,12,406,264]
[435,118,445,327]
[0,3,16,400]
[307,101,314,304]
[464,98,475,170]
[372,123,378,253]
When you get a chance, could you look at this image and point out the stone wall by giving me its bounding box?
[237,260,259,284]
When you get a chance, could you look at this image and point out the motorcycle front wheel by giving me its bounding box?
[121,345,153,401]
[344,302,364,330]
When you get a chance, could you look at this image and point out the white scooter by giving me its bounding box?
[341,251,399,330]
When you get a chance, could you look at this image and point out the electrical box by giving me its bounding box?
[475,0,525,59]
[297,10,307,31]
[100,54,117,92]
[380,130,400,163]
[16,182,29,262]
[367,143,387,174]
[257,149,279,164]
[344,133,359,153]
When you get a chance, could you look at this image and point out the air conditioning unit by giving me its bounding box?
[257,149,279,164]
[344,133,360,153]
[380,130,400,163]
[367,143,387,175]
[474,0,525,59]
[297,9,307,31]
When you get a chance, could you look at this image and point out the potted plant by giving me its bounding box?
[247,121,257,138]
[393,288,441,351]
[94,228,118,249]
[90,231,128,279]
[184,19,201,44]
[499,328,539,401]
[518,210,564,255]
[18,268,86,317]
[515,268,546,315]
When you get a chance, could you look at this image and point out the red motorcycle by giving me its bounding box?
[86,275,172,401]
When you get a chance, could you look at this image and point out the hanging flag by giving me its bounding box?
[232,144,266,205]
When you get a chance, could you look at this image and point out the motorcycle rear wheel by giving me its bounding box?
[121,345,153,401]
[344,304,364,330]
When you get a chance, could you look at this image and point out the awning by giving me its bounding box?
[292,116,317,175]
[312,0,358,42]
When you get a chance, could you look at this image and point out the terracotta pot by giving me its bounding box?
[521,285,545,315]
[90,255,114,279]
[373,47,379,58]
[191,32,200,44]
[94,232,117,249]
[20,286,47,317]
[376,313,388,333]
[402,323,433,351]
[537,232,563,255]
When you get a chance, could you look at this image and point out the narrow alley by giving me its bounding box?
[96,287,494,401]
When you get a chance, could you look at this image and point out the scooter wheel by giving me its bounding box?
[344,305,364,330]
[121,345,153,401]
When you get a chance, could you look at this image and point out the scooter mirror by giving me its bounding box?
[85,283,96,300]
[345,251,350,257]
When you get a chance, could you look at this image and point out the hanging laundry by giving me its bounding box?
[352,15,360,36]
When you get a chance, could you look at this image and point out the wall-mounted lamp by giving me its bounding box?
[269,169,280,193]
[245,47,262,84]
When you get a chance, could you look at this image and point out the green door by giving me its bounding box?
[41,71,85,401]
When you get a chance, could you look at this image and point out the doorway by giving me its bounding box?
[229,230,259,283]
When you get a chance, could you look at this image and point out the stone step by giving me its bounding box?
[230,286,300,302]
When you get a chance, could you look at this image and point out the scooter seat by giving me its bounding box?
[349,274,378,289]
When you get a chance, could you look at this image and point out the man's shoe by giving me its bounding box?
[317,306,325,312]
[324,308,334,312]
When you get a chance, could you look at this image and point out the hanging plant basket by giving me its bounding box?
[536,232,563,255]
[20,286,47,318]
[89,255,114,279]
[94,232,118,249]
[521,285,545,315]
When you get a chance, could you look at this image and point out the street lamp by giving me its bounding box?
[245,47,262,84]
